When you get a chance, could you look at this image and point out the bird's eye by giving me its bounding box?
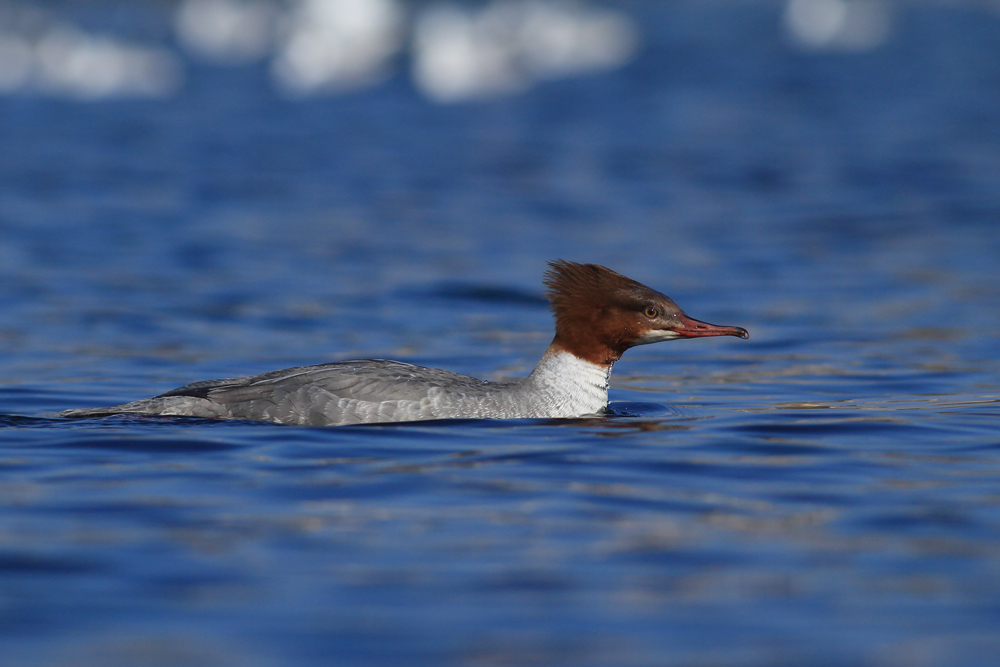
[644,306,659,318]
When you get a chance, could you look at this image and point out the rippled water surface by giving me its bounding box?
[2,2,1000,665]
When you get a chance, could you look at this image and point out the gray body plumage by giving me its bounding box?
[60,352,612,426]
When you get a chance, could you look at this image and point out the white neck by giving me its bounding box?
[518,348,612,418]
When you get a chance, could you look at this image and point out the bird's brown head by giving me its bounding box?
[543,260,748,366]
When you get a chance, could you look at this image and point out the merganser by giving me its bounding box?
[60,260,748,426]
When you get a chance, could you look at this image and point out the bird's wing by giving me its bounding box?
[161,360,492,425]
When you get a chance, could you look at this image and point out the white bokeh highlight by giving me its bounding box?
[784,0,892,51]
[271,0,405,95]
[176,0,277,64]
[35,26,182,100]
[413,0,638,102]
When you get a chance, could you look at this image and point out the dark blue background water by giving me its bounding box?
[2,1,1000,665]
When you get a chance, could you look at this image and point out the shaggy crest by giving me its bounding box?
[544,259,666,318]
[543,260,645,313]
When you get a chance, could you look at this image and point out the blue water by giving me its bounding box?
[3,2,1000,665]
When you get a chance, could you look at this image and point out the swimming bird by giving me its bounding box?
[60,260,748,426]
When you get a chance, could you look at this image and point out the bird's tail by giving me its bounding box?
[59,405,135,418]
